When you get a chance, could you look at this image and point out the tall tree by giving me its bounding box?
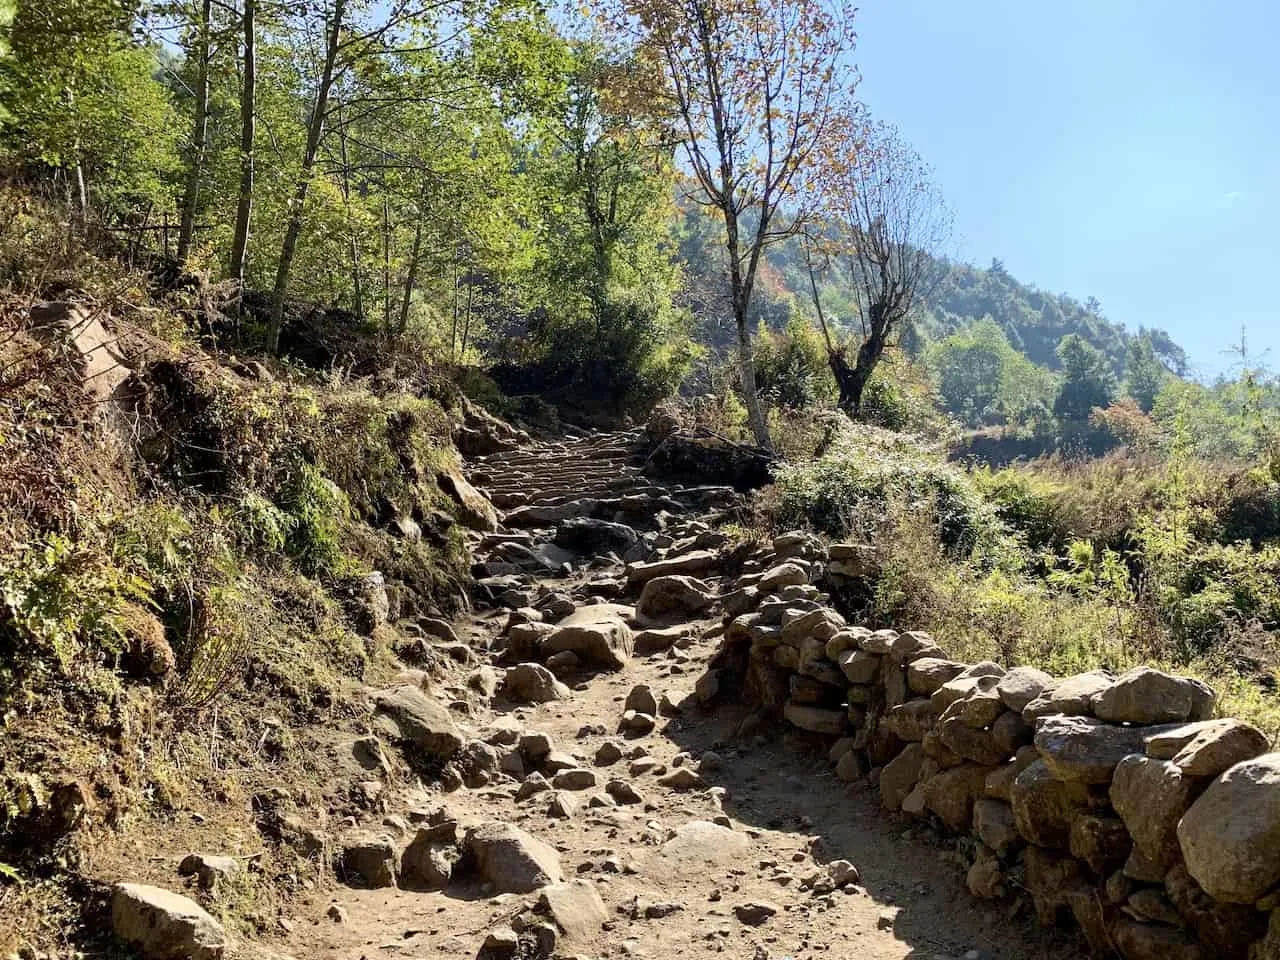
[175,0,213,261]
[266,0,346,352]
[1126,335,1165,413]
[3,0,178,224]
[806,109,949,417]
[1054,333,1117,420]
[227,0,255,283]
[619,0,856,448]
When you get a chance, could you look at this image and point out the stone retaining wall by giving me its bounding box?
[710,532,1280,960]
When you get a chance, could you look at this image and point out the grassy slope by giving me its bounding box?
[0,198,482,948]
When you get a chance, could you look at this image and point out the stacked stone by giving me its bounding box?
[715,534,1280,960]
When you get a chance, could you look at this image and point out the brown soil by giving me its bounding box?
[266,598,1088,960]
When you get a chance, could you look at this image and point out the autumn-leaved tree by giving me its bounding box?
[806,108,949,417]
[619,0,856,448]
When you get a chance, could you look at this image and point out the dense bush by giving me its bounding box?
[775,422,1001,554]
[493,288,699,417]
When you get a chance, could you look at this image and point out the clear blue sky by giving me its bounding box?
[853,0,1279,378]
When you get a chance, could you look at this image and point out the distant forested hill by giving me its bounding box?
[676,206,1189,379]
[912,257,1188,376]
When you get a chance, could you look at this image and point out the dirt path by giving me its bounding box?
[274,433,1087,960]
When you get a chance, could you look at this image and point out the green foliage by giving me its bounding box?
[925,317,1057,431]
[1125,335,1166,412]
[1,0,179,210]
[1054,334,1118,421]
[0,532,151,698]
[972,467,1065,552]
[278,460,352,577]
[857,359,954,437]
[753,317,835,409]
[775,422,1001,554]
[500,286,699,416]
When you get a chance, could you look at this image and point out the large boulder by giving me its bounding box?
[996,666,1055,713]
[837,649,880,685]
[1068,814,1131,876]
[1010,759,1091,848]
[437,464,499,532]
[340,833,397,888]
[1178,754,1280,903]
[937,710,1009,766]
[636,575,716,621]
[554,518,639,553]
[882,699,937,742]
[1092,666,1216,725]
[111,883,227,960]
[370,685,463,762]
[921,764,991,832]
[973,798,1021,857]
[538,880,609,942]
[1033,715,1146,784]
[466,822,562,893]
[907,657,966,695]
[28,302,133,408]
[657,820,751,867]
[880,744,925,811]
[1111,919,1204,960]
[1022,670,1113,721]
[543,604,634,670]
[1164,862,1267,958]
[501,663,571,703]
[400,824,461,890]
[1110,755,1194,874]
[757,562,809,592]
[626,550,720,584]
[1146,718,1270,778]
[783,703,846,736]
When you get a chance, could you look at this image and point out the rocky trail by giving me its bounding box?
[264,430,1088,960]
[110,428,1266,960]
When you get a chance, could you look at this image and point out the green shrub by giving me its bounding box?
[972,467,1066,552]
[0,533,150,699]
[776,422,1001,554]
[279,461,352,577]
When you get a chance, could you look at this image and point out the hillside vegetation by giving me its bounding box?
[5,0,1280,955]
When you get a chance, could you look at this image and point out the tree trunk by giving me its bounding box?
[177,0,212,264]
[335,105,363,320]
[449,254,459,359]
[724,212,771,449]
[735,305,770,448]
[228,0,255,284]
[460,282,474,358]
[266,0,345,353]
[835,301,890,417]
[397,206,425,337]
[381,194,391,336]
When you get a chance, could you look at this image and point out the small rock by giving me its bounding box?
[620,710,657,735]
[625,684,659,716]
[551,769,598,791]
[548,791,578,819]
[595,741,624,766]
[658,768,705,791]
[606,779,644,805]
[733,900,779,925]
[177,853,238,891]
[827,860,860,887]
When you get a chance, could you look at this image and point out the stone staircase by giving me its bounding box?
[462,429,742,599]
